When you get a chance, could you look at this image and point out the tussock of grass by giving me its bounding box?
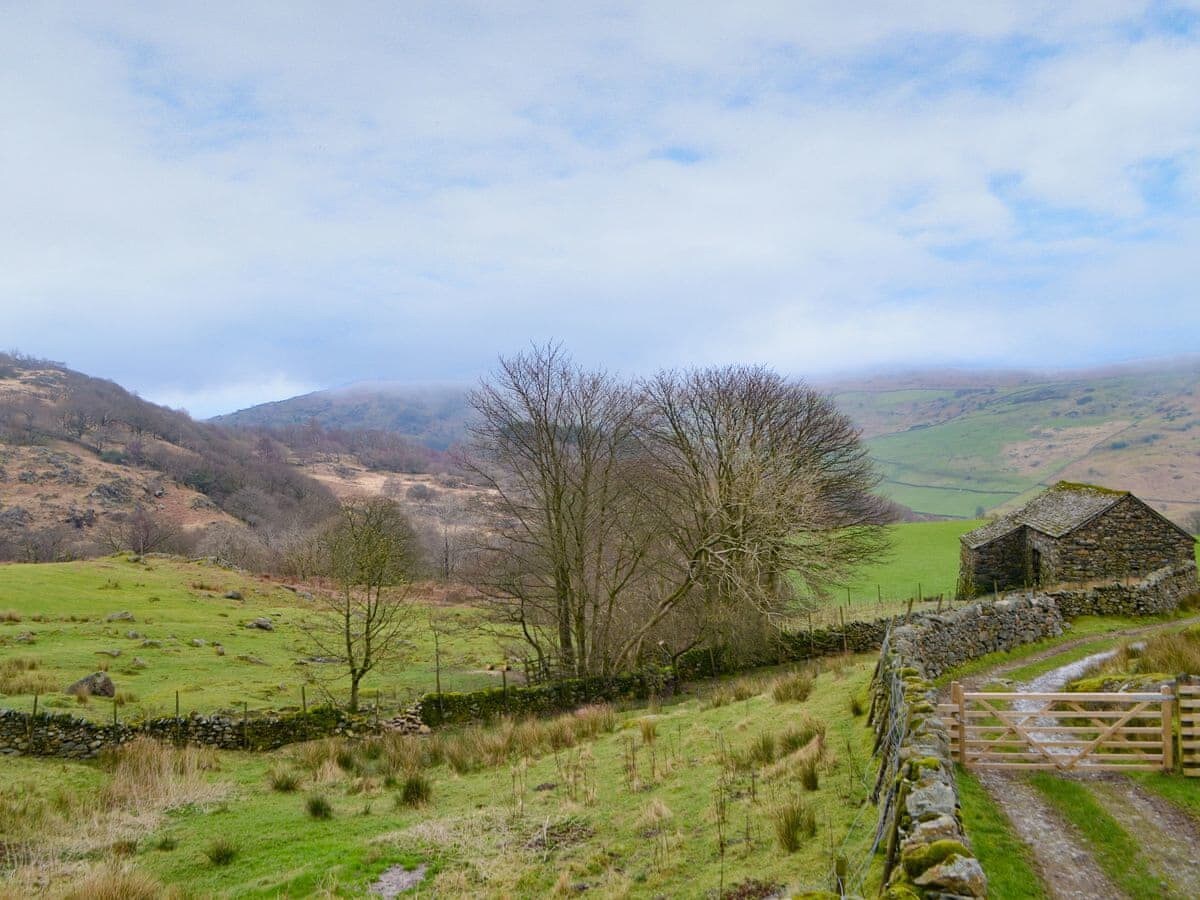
[637,797,673,831]
[306,794,333,820]
[638,717,658,745]
[398,773,432,808]
[58,864,171,900]
[204,837,238,866]
[771,671,814,703]
[268,767,301,793]
[770,795,815,852]
[0,609,21,622]
[705,686,733,708]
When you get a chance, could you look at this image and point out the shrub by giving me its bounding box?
[268,767,301,793]
[771,671,814,703]
[306,794,333,819]
[205,836,237,865]
[771,797,815,852]
[849,694,865,717]
[398,773,432,808]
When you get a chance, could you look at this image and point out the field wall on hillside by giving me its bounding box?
[868,560,1196,898]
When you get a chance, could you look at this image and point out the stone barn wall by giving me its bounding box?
[1051,495,1197,583]
[959,525,1027,596]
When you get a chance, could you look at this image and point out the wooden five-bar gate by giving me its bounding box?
[940,679,1200,774]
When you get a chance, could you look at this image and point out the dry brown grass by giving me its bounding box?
[0,609,21,622]
[0,656,58,696]
[770,670,814,703]
[1079,626,1200,681]
[56,863,172,900]
[100,738,223,812]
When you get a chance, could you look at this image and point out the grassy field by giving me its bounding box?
[0,555,503,721]
[834,366,1200,520]
[0,656,880,898]
[796,519,980,626]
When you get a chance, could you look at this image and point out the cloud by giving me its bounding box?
[2,2,1199,413]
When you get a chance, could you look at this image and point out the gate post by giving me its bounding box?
[951,682,967,766]
[1162,683,1175,773]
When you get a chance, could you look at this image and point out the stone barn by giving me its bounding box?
[957,481,1196,597]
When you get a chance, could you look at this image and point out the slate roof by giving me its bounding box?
[962,482,1129,549]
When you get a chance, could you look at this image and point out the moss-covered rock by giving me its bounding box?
[900,839,971,878]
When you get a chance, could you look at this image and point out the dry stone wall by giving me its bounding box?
[0,705,393,759]
[869,561,1195,898]
[871,595,1064,898]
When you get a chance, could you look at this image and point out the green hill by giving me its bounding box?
[828,360,1200,523]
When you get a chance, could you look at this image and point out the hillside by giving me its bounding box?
[825,359,1200,523]
[211,382,473,451]
[216,358,1200,527]
[0,353,337,561]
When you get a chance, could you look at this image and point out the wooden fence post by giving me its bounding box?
[951,682,967,766]
[1162,683,1175,773]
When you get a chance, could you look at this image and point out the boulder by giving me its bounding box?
[246,617,274,631]
[66,672,115,698]
[106,611,135,622]
[223,590,243,600]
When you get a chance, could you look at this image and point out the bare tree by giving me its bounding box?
[468,349,889,677]
[468,345,651,677]
[301,498,418,711]
[103,505,178,556]
[626,366,888,667]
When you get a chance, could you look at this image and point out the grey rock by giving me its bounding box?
[246,617,274,631]
[913,854,986,896]
[66,672,115,698]
[106,611,135,622]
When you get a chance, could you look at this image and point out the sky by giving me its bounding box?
[3,2,1200,418]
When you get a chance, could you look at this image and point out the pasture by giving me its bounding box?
[0,556,500,721]
[0,657,880,897]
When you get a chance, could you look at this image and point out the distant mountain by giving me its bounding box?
[0,352,337,560]
[823,357,1200,525]
[210,357,1200,527]
[211,383,472,451]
